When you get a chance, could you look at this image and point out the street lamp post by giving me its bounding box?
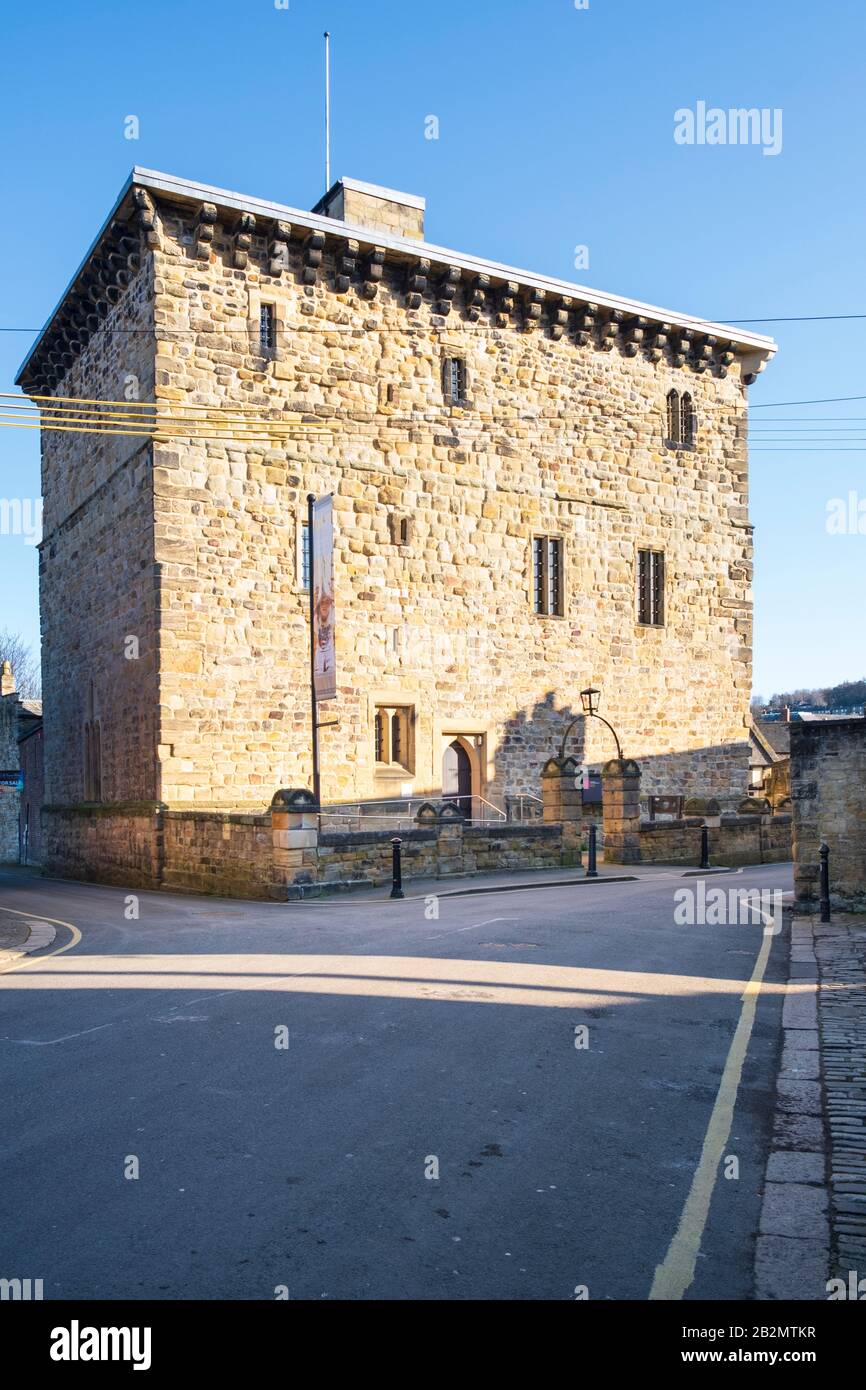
[557,686,624,762]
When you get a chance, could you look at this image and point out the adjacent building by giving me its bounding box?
[16,167,775,882]
[0,662,43,863]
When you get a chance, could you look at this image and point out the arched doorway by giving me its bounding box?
[442,739,473,819]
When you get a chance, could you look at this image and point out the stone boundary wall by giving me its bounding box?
[40,799,566,898]
[318,821,563,890]
[318,827,439,887]
[40,794,791,899]
[162,811,274,899]
[42,804,162,888]
[791,718,866,913]
[639,813,792,867]
[0,688,20,862]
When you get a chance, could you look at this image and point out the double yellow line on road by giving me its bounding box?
[0,904,81,974]
[649,912,777,1299]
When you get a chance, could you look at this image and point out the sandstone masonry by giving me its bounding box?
[17,168,775,888]
[791,718,866,913]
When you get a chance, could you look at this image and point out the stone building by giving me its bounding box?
[0,662,42,863]
[16,167,775,883]
[791,718,866,913]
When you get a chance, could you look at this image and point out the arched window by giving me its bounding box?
[391,712,402,765]
[373,705,414,771]
[665,389,696,447]
[666,389,680,445]
[681,392,695,446]
[83,719,102,801]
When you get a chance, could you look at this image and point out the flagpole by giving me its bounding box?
[324,31,331,191]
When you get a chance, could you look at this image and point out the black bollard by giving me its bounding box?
[819,841,830,923]
[586,823,598,878]
[390,836,405,900]
[700,824,710,871]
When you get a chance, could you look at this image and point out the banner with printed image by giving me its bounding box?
[312,495,336,701]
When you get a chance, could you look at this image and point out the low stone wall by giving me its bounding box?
[318,821,563,890]
[37,791,793,900]
[464,824,563,874]
[40,798,569,898]
[42,803,162,888]
[791,718,866,913]
[162,811,274,899]
[319,827,438,886]
[639,813,792,867]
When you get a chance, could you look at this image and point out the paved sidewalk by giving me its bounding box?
[755,910,830,1299]
[0,912,56,968]
[0,914,31,965]
[301,858,744,902]
[757,909,866,1298]
[810,912,866,1280]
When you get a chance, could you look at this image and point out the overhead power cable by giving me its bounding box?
[712,314,866,324]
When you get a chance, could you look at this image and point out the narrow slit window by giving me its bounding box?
[299,520,310,590]
[638,549,665,626]
[666,389,680,445]
[260,302,276,355]
[391,712,402,765]
[532,537,564,616]
[442,357,466,405]
[84,719,102,801]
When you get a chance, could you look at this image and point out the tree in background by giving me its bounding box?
[825,679,866,708]
[0,629,41,700]
[761,678,866,712]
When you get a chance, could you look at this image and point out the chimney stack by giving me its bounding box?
[312,177,425,241]
[1,661,16,697]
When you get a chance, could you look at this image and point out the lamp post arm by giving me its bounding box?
[594,714,623,761]
[558,710,624,762]
[558,715,582,762]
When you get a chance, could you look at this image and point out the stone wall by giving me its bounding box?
[38,259,158,808]
[791,719,866,913]
[0,667,42,864]
[0,686,20,861]
[318,820,563,890]
[19,726,44,863]
[162,811,273,898]
[38,798,566,898]
[36,794,792,899]
[639,813,792,867]
[23,173,770,886]
[318,826,439,886]
[147,198,754,815]
[42,804,161,888]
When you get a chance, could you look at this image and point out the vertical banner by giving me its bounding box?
[312,494,336,701]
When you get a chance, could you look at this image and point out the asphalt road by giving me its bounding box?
[0,863,792,1301]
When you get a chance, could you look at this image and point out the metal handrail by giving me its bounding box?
[318,793,509,830]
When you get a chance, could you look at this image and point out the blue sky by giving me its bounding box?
[1,0,863,698]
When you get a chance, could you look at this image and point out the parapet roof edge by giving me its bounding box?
[16,166,776,384]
